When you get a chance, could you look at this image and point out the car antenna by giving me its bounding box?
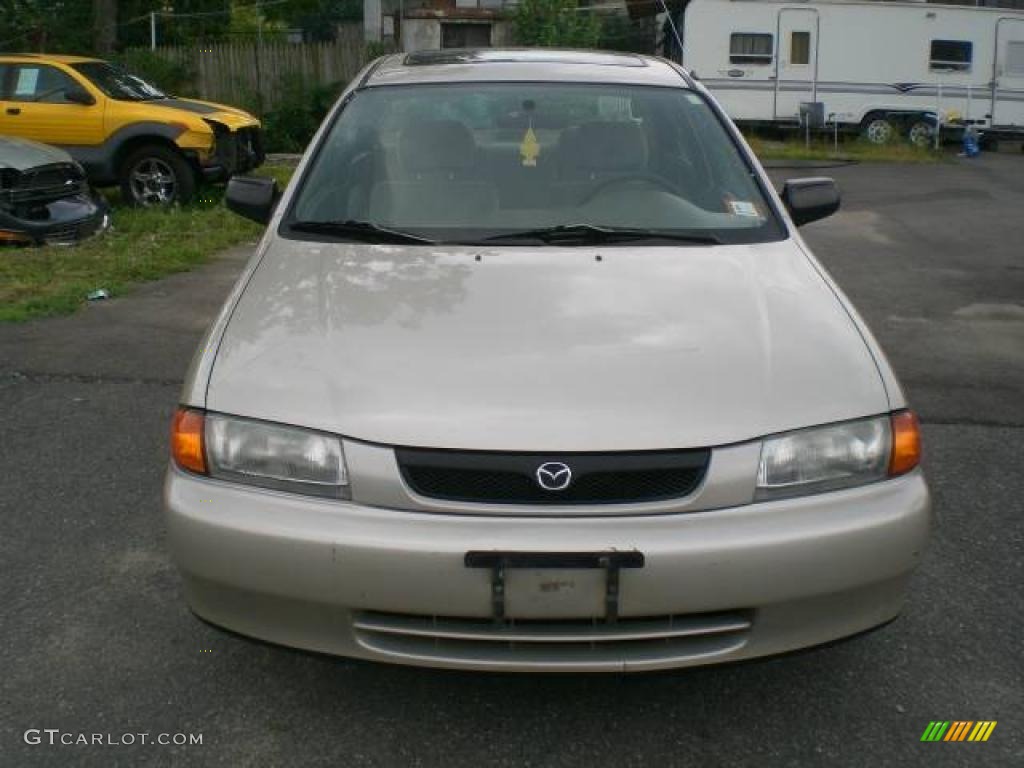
[658,0,684,63]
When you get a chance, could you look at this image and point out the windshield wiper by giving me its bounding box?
[289,219,435,244]
[476,224,722,246]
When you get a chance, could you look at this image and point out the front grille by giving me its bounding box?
[353,610,752,670]
[210,128,264,174]
[1,163,87,208]
[42,224,80,245]
[237,127,264,170]
[42,219,97,245]
[397,448,710,505]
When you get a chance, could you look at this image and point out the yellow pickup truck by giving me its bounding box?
[0,54,264,205]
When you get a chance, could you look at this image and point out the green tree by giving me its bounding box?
[597,14,655,54]
[228,1,288,42]
[0,1,94,53]
[94,0,117,55]
[513,0,602,49]
[0,0,361,54]
[118,1,232,49]
[282,0,362,43]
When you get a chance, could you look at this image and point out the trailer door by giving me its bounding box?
[992,18,1024,126]
[774,8,820,121]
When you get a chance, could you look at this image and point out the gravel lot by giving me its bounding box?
[1,155,1022,767]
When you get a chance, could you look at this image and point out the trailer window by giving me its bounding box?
[790,32,811,66]
[930,40,972,72]
[1007,41,1024,76]
[730,33,773,65]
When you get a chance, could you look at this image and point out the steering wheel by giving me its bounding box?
[579,173,680,205]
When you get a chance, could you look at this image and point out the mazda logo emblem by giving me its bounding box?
[536,462,572,492]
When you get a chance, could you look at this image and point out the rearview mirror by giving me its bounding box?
[226,176,280,225]
[780,177,840,227]
[64,86,95,106]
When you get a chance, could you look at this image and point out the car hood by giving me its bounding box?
[149,97,260,130]
[207,239,889,451]
[0,136,74,170]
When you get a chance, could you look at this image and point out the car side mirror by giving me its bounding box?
[64,86,95,106]
[226,176,280,225]
[780,177,840,227]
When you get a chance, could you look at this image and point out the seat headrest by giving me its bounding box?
[560,121,649,174]
[399,119,477,175]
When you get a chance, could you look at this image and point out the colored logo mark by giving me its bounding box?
[921,721,997,742]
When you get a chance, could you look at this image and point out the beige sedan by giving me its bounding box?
[165,49,929,672]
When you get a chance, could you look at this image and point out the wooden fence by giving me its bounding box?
[141,25,377,113]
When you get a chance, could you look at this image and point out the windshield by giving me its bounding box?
[286,83,783,245]
[72,62,166,101]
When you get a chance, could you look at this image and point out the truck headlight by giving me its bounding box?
[171,408,349,499]
[756,413,919,500]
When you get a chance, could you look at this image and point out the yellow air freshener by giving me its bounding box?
[520,125,540,167]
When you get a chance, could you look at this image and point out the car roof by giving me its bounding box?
[0,53,102,64]
[366,48,693,89]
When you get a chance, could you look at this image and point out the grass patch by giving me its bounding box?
[746,135,944,164]
[0,165,293,323]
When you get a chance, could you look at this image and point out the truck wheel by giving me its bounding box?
[862,116,896,145]
[907,121,934,148]
[120,145,196,206]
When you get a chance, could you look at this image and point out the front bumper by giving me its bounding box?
[198,126,265,181]
[0,191,109,245]
[165,468,930,672]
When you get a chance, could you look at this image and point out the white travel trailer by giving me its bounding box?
[679,0,1024,143]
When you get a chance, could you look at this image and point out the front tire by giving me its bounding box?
[120,144,196,206]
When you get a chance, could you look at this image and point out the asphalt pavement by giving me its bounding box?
[1,154,1022,767]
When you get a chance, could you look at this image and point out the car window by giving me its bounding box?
[72,62,165,101]
[287,83,783,245]
[8,64,81,104]
[0,64,11,99]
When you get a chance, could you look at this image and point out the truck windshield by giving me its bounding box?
[72,62,166,101]
[287,83,783,245]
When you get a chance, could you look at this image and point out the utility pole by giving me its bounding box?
[150,11,157,50]
[254,1,264,118]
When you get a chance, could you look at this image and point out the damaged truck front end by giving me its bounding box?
[200,119,265,182]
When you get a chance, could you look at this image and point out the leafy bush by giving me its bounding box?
[365,40,398,60]
[261,76,346,153]
[597,15,655,54]
[514,0,602,48]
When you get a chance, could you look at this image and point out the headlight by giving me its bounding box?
[171,409,349,499]
[756,415,893,500]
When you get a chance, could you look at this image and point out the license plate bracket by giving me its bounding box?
[464,551,645,624]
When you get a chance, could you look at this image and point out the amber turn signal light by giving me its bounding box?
[889,410,921,476]
[0,229,31,243]
[171,408,206,474]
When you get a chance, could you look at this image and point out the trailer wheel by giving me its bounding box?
[907,121,934,148]
[863,116,896,145]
